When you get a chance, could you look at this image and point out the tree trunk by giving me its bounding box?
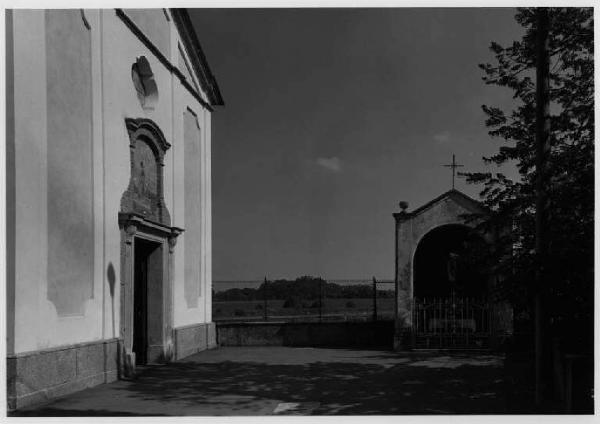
[534,6,551,408]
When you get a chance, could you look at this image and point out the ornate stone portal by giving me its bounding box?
[119,118,182,376]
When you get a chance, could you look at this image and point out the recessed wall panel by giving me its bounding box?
[46,10,94,316]
[184,109,201,308]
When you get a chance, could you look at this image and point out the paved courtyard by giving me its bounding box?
[12,346,530,416]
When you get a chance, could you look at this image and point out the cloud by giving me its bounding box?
[433,131,451,144]
[315,156,342,173]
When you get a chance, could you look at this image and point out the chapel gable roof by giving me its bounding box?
[394,189,487,221]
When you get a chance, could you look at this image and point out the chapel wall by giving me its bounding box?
[9,10,107,354]
[393,192,511,351]
[171,64,213,329]
[101,8,214,334]
[125,9,171,59]
[101,9,175,349]
[8,8,214,355]
[183,109,202,308]
[395,194,484,333]
[46,10,95,318]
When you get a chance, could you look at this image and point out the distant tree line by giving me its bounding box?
[213,276,394,302]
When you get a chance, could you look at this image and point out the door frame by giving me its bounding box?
[133,236,163,365]
[119,212,182,376]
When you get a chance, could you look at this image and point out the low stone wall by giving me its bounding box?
[173,322,217,360]
[7,338,120,410]
[217,321,394,348]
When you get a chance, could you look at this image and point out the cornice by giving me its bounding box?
[115,9,216,112]
[118,212,184,237]
[169,9,224,106]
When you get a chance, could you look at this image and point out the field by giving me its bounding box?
[213,297,395,322]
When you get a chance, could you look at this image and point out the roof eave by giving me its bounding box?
[170,8,225,107]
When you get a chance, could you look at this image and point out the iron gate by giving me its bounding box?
[412,296,492,349]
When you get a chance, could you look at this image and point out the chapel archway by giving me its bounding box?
[413,224,489,300]
[392,189,512,350]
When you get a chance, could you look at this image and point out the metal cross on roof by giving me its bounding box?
[443,154,464,189]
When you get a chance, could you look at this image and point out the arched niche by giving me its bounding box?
[413,223,489,299]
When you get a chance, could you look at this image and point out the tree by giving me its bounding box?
[466,8,593,351]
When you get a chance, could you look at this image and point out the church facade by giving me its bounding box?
[393,189,513,350]
[6,9,223,409]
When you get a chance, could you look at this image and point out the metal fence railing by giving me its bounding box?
[212,278,395,323]
[412,296,492,349]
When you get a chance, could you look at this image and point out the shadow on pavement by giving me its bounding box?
[10,349,542,416]
[12,408,167,417]
[119,359,514,414]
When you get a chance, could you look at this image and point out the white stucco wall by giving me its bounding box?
[8,9,213,354]
[171,65,213,328]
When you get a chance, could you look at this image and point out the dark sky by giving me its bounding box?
[190,8,523,281]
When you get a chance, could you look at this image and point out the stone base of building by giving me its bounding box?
[7,338,121,411]
[173,322,217,360]
[7,323,217,411]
